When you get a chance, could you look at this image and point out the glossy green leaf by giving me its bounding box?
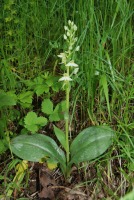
[11,134,66,173]
[54,125,66,150]
[70,126,114,165]
[42,99,53,115]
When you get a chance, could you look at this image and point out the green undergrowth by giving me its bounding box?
[0,0,133,199]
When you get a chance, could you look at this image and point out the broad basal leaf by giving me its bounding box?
[41,99,53,115]
[70,126,114,165]
[11,134,66,173]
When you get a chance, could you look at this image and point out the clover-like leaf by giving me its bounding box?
[24,112,47,133]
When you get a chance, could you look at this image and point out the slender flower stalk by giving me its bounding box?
[58,20,79,165]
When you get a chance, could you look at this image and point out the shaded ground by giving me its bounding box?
[0,154,129,200]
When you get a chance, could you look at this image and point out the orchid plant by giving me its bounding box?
[10,20,114,178]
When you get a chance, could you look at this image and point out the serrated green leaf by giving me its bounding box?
[46,77,54,86]
[49,112,60,122]
[24,112,47,133]
[36,117,47,126]
[18,91,33,104]
[54,101,66,113]
[11,134,66,174]
[69,126,114,165]
[25,124,38,133]
[54,126,66,150]
[24,112,37,125]
[35,85,49,96]
[41,99,53,115]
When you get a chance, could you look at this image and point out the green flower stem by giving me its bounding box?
[65,66,70,164]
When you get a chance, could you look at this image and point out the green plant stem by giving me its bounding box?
[65,66,70,164]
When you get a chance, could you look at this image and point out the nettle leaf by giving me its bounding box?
[0,90,16,109]
[53,125,66,150]
[69,126,114,165]
[24,112,47,133]
[41,99,53,115]
[11,134,66,174]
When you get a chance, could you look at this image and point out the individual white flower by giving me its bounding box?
[75,46,80,51]
[73,24,77,31]
[74,37,78,42]
[67,31,70,36]
[68,20,71,25]
[64,34,67,40]
[66,61,78,67]
[64,26,68,30]
[95,70,99,75]
[73,67,79,74]
[59,73,72,82]
[69,45,73,50]
[57,53,66,64]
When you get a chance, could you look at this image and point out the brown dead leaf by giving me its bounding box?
[54,186,87,200]
[38,170,56,199]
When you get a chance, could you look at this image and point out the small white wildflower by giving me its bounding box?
[75,46,80,51]
[95,70,99,75]
[64,26,68,30]
[69,45,73,50]
[74,37,78,42]
[67,31,70,36]
[66,61,78,67]
[57,53,64,58]
[68,20,71,25]
[73,67,79,74]
[57,53,66,64]
[73,24,77,31]
[71,21,74,26]
[64,34,67,40]
[59,74,72,82]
